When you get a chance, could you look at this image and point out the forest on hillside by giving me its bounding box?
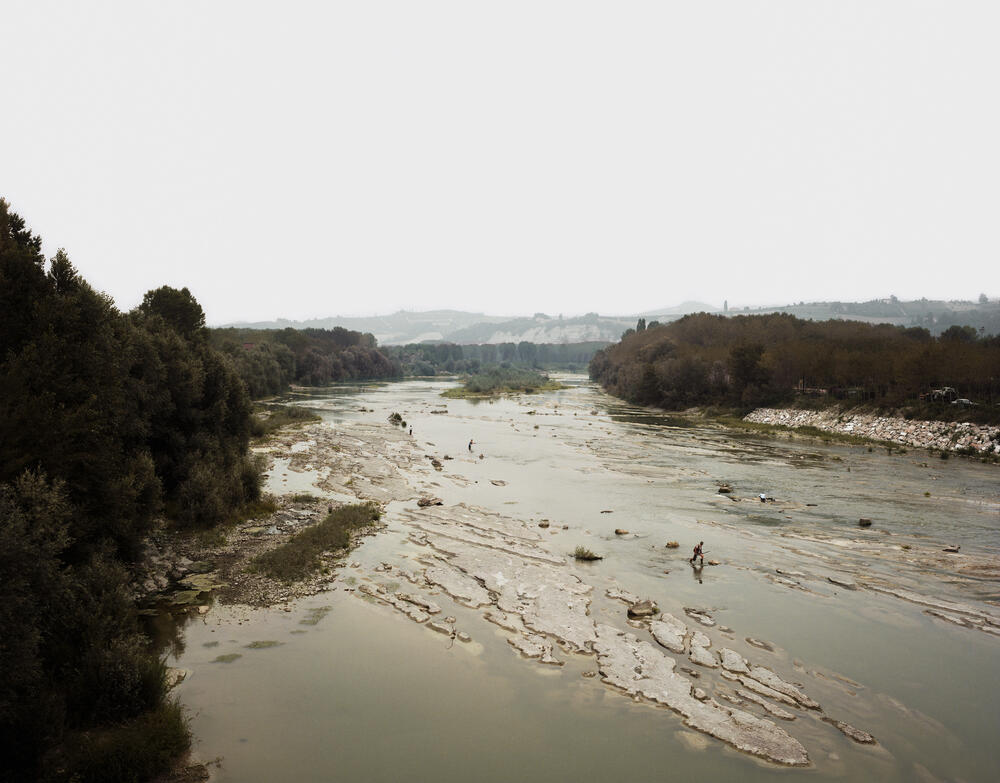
[590,313,1000,423]
[0,201,266,781]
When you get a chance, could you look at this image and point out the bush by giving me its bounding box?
[442,366,564,398]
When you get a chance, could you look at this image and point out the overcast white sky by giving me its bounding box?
[3,2,998,324]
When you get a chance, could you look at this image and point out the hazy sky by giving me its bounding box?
[3,2,997,324]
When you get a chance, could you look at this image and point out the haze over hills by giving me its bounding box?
[221,296,1000,345]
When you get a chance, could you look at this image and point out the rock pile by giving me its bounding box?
[744,408,1000,454]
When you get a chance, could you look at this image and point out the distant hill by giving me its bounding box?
[639,300,718,316]
[732,297,1000,337]
[221,296,1000,344]
[224,310,645,345]
[444,313,637,345]
[228,310,509,345]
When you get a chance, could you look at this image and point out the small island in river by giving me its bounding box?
[441,366,568,398]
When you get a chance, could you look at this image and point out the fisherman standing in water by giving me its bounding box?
[468,439,474,452]
[690,541,705,566]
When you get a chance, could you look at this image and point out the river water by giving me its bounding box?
[168,377,1000,782]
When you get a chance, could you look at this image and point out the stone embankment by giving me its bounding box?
[743,408,1000,454]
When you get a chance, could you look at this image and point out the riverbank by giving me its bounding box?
[743,408,1000,456]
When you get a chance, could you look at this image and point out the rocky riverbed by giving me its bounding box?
[163,379,1000,783]
[744,408,1000,454]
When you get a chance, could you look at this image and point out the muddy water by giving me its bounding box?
[170,377,1000,782]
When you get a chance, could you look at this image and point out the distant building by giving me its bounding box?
[724,300,728,314]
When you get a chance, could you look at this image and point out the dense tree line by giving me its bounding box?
[210,326,401,397]
[207,334,605,397]
[386,341,608,375]
[0,201,261,780]
[590,313,1000,422]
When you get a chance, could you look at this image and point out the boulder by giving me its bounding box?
[858,518,872,527]
[719,648,750,674]
[614,528,629,535]
[650,613,688,653]
[627,599,659,618]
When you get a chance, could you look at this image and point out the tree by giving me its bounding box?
[728,342,768,397]
[940,324,977,343]
[138,285,206,340]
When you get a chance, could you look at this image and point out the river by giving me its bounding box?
[166,376,1000,782]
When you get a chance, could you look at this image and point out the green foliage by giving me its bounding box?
[384,341,609,375]
[572,546,603,561]
[251,503,382,581]
[442,366,565,398]
[0,474,178,780]
[210,325,401,396]
[43,700,190,783]
[0,200,268,777]
[138,285,206,341]
[590,312,1000,420]
[0,472,74,774]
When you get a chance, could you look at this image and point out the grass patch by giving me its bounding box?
[573,546,603,561]
[45,701,190,783]
[251,502,382,582]
[241,494,279,519]
[292,493,319,503]
[442,366,567,398]
[250,404,321,439]
[300,606,333,626]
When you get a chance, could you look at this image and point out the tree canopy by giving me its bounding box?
[0,199,259,780]
[590,312,1000,420]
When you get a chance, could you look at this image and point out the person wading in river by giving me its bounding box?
[468,439,474,452]
[690,541,705,566]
